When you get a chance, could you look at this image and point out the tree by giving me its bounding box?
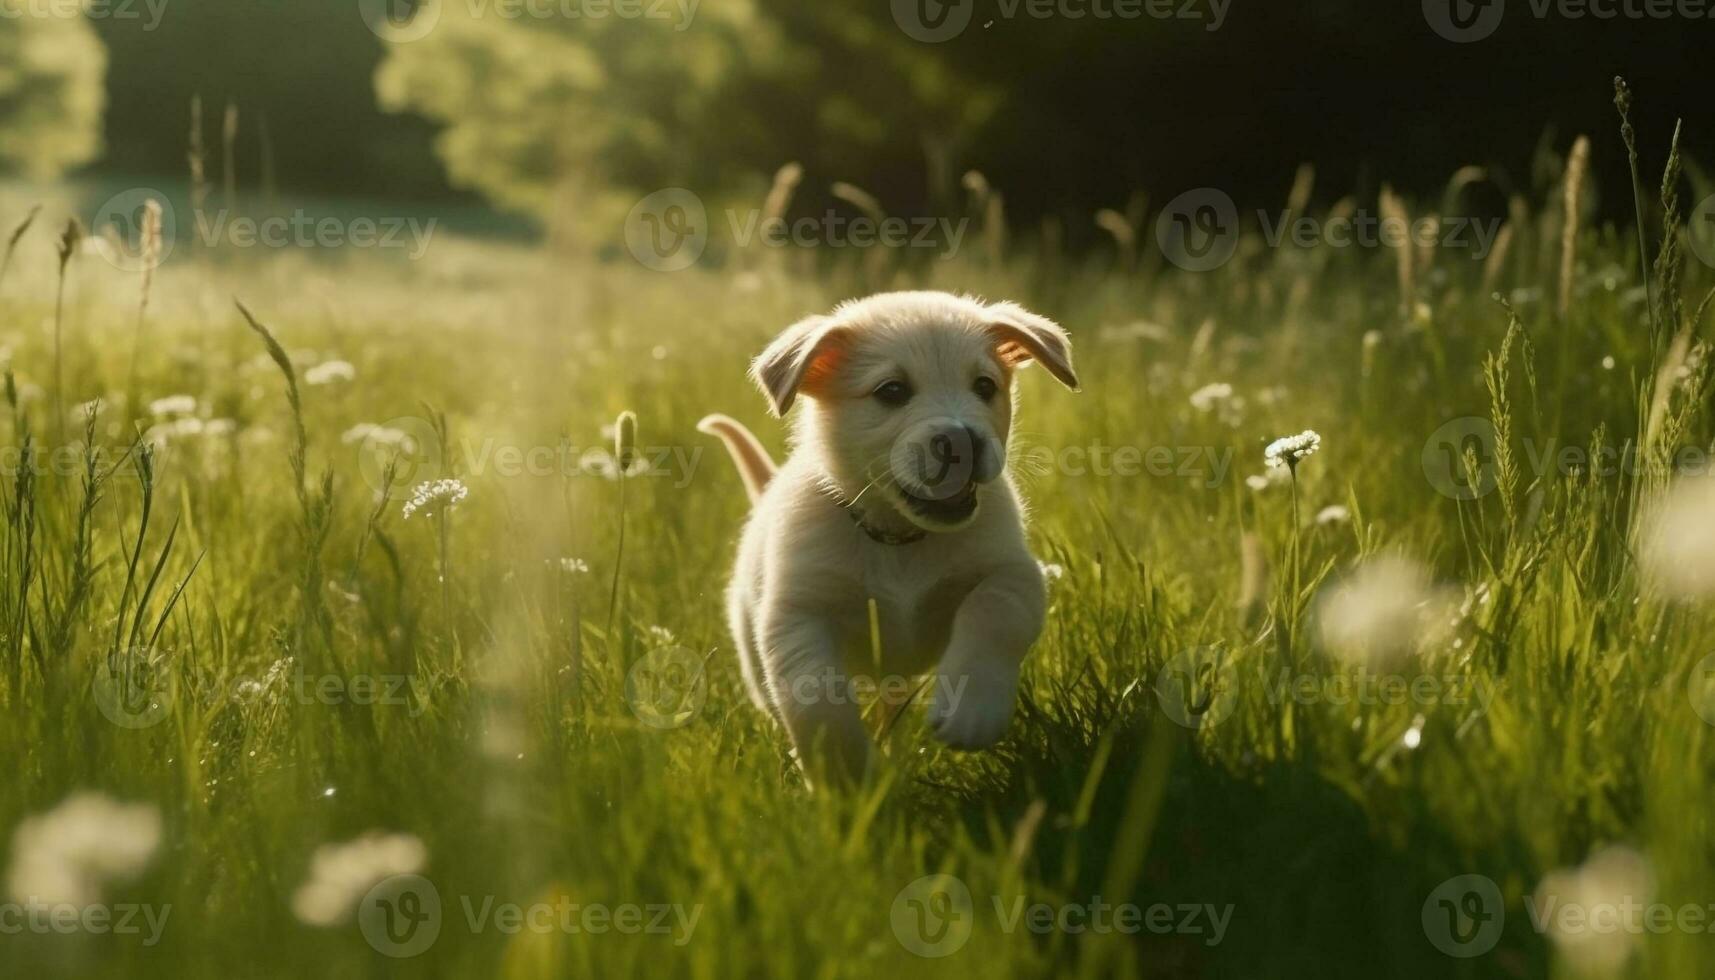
[0,8,106,178]
[372,0,999,233]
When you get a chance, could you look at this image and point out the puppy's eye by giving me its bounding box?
[973,376,999,401]
[873,380,913,406]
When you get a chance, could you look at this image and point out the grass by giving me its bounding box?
[1,115,1714,978]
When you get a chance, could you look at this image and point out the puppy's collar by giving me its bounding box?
[821,485,926,546]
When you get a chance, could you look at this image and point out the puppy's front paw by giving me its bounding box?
[925,668,1019,750]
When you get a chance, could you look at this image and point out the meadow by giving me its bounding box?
[1,101,1714,979]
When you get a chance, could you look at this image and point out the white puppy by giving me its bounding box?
[698,291,1078,786]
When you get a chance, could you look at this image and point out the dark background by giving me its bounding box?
[89,0,1712,230]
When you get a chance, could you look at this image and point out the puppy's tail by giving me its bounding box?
[696,414,775,504]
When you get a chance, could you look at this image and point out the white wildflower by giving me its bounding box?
[144,417,206,447]
[1400,715,1424,750]
[1038,561,1065,583]
[1533,847,1654,977]
[1639,475,1715,600]
[401,479,468,520]
[555,558,590,574]
[7,794,162,907]
[1188,382,1233,413]
[304,360,356,386]
[1264,429,1321,470]
[1314,504,1351,526]
[291,832,427,927]
[1246,467,1291,491]
[148,395,197,417]
[340,423,416,451]
[1316,556,1453,667]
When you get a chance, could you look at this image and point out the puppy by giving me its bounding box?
[698,291,1078,786]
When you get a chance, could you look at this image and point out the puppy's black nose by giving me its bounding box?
[966,426,1002,484]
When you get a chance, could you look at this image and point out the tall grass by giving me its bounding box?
[0,90,1712,980]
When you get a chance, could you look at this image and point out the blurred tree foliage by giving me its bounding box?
[0,9,106,178]
[374,0,1001,233]
[94,0,456,201]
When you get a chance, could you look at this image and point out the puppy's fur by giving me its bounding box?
[699,291,1077,785]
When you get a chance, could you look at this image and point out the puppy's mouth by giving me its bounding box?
[896,482,979,528]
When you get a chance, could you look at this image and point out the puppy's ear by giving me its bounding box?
[750,314,850,416]
[987,302,1079,390]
